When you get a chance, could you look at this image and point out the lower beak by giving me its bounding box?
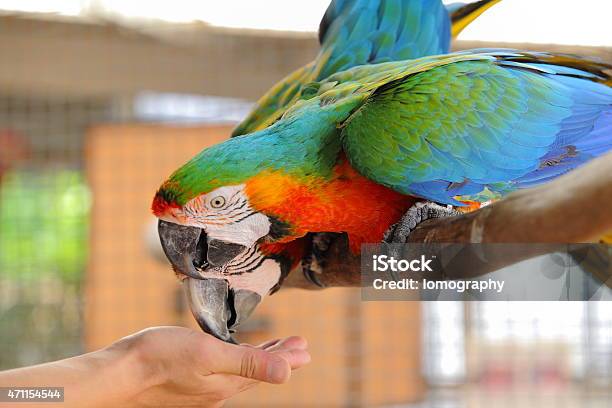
[183,278,261,343]
[183,278,233,342]
[158,220,261,342]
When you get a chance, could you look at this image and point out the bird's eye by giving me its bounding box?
[210,196,226,209]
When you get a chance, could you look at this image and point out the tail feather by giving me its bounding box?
[448,0,502,37]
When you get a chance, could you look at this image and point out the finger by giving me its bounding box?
[207,342,292,384]
[206,373,260,395]
[209,351,310,397]
[203,350,311,400]
[208,350,310,402]
[255,338,281,350]
[270,349,311,370]
[266,336,308,352]
[207,351,309,398]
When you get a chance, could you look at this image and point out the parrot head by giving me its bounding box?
[151,101,356,341]
[151,130,318,342]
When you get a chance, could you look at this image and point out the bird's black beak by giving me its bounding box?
[158,220,261,343]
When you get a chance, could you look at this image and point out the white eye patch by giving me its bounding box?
[198,184,271,247]
[206,212,271,247]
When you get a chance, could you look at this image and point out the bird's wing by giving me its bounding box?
[232,0,455,137]
[230,63,314,137]
[302,50,612,204]
[313,0,451,80]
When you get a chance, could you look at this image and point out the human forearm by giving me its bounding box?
[0,341,147,408]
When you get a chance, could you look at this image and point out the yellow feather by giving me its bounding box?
[451,0,502,38]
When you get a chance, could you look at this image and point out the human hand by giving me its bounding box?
[115,326,310,407]
[0,326,308,408]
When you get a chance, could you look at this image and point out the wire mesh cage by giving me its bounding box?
[0,92,117,368]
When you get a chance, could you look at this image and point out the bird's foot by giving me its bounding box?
[384,201,460,244]
[301,232,350,288]
[301,232,336,288]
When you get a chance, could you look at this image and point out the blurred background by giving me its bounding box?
[0,1,610,406]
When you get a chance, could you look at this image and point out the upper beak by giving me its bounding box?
[158,220,261,343]
[157,220,203,280]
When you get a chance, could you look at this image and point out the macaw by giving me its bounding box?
[153,0,503,340]
[154,46,612,341]
[153,0,508,342]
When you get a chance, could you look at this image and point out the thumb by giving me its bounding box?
[211,344,292,384]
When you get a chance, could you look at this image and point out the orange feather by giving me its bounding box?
[246,158,415,253]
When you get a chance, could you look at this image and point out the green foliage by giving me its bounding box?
[0,170,91,283]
